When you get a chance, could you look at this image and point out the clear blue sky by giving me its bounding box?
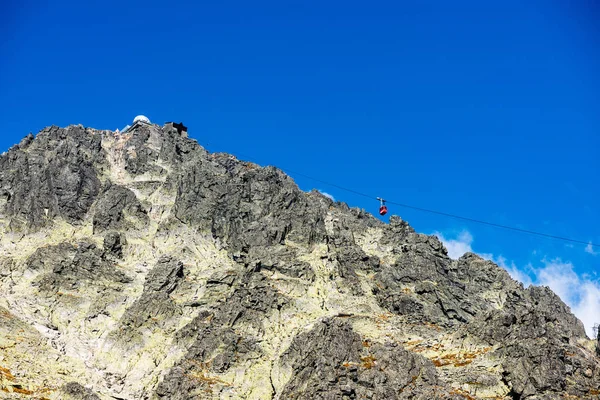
[1,1,599,330]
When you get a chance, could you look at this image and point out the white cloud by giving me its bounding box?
[435,231,534,285]
[536,259,580,305]
[535,258,600,338]
[499,257,534,288]
[474,251,534,287]
[318,190,335,201]
[574,281,600,338]
[433,230,473,259]
[434,229,600,338]
[585,242,598,256]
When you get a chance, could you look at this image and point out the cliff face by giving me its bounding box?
[0,123,598,400]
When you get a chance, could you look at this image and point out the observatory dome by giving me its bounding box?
[133,115,150,124]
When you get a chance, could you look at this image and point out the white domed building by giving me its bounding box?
[133,115,151,124]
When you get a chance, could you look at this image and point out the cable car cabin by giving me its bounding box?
[377,197,387,216]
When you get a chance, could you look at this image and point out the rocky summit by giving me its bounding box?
[0,122,598,400]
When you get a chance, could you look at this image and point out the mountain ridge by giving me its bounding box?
[0,122,598,399]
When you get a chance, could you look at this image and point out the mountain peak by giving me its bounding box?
[0,123,598,399]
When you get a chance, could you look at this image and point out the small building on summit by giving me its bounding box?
[165,121,188,137]
[120,116,188,137]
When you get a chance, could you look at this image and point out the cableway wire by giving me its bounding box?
[205,143,600,249]
[283,167,599,248]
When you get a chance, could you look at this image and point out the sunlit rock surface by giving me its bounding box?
[0,123,598,399]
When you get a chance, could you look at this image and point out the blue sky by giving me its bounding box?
[1,1,599,335]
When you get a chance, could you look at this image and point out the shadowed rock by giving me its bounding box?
[103,231,127,258]
[93,184,148,232]
[59,382,101,400]
[0,126,104,231]
[156,273,285,399]
[118,256,185,331]
[279,319,456,399]
[28,241,131,292]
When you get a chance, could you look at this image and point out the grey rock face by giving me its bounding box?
[280,319,452,400]
[156,273,285,398]
[325,210,381,296]
[243,246,317,282]
[28,241,131,293]
[463,285,596,398]
[59,382,101,400]
[103,231,127,258]
[0,123,598,399]
[93,184,148,232]
[374,237,465,326]
[374,245,529,329]
[467,285,586,344]
[0,126,104,231]
[597,328,600,356]
[144,255,184,293]
[173,158,328,252]
[118,256,184,331]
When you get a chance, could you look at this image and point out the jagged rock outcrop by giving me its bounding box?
[278,318,451,399]
[0,126,105,231]
[28,241,132,294]
[0,122,598,399]
[59,382,101,400]
[92,184,148,233]
[156,272,285,399]
[117,256,184,333]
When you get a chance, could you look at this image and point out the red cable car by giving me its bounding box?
[377,197,387,216]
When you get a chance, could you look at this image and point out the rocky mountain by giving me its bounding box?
[0,121,598,400]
